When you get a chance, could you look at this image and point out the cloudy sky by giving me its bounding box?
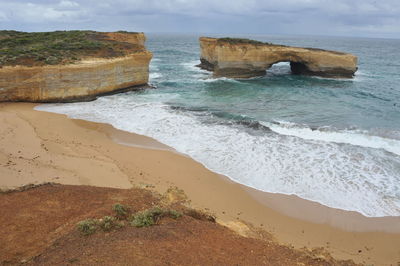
[0,0,399,38]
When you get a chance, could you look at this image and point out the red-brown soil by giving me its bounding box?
[0,184,357,266]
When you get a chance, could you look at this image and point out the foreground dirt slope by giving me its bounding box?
[0,184,356,266]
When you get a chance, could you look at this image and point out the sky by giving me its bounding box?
[0,0,400,39]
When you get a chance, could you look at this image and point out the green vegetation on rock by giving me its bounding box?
[115,30,139,34]
[130,207,182,228]
[77,219,98,236]
[77,216,124,236]
[98,216,123,232]
[217,37,268,45]
[0,30,142,67]
[112,203,129,218]
[76,204,183,235]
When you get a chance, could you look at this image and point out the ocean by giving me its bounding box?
[36,33,400,217]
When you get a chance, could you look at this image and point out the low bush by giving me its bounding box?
[130,207,182,228]
[113,203,129,218]
[77,219,98,236]
[98,216,123,231]
[77,216,124,235]
[168,209,183,219]
[77,204,183,235]
[130,207,163,227]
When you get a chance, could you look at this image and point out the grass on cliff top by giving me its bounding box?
[217,37,280,46]
[216,37,348,54]
[0,30,142,67]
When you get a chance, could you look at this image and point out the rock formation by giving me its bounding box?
[0,32,152,102]
[198,37,358,78]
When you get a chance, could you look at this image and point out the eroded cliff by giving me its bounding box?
[0,31,152,102]
[198,37,358,78]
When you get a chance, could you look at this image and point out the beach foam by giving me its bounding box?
[263,121,400,156]
[36,96,400,217]
[150,72,163,80]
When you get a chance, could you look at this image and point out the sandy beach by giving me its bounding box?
[1,102,399,265]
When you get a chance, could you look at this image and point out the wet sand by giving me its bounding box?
[1,102,399,265]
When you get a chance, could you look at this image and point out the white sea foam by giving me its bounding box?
[273,62,291,66]
[180,61,241,83]
[268,62,292,75]
[181,60,208,73]
[36,96,400,217]
[200,77,239,83]
[150,72,163,80]
[149,59,163,81]
[264,121,400,156]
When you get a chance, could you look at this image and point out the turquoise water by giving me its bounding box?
[37,34,400,217]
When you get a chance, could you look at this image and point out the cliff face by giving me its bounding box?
[198,37,358,78]
[0,32,152,102]
[104,32,146,47]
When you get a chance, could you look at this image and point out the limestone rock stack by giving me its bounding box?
[198,37,357,78]
[0,32,152,102]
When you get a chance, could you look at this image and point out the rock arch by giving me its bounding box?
[198,37,358,79]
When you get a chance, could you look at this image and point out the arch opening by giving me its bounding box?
[290,61,311,75]
[267,61,311,76]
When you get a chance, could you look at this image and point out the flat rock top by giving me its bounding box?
[200,37,351,56]
[0,30,146,67]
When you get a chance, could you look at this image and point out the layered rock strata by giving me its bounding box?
[198,37,358,78]
[0,32,152,102]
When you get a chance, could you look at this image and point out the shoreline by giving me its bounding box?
[1,102,399,265]
[98,117,400,232]
[45,104,400,230]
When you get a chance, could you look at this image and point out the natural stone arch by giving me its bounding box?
[198,37,358,79]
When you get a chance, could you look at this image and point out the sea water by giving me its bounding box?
[36,34,400,217]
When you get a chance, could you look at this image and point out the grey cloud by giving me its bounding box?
[0,0,399,38]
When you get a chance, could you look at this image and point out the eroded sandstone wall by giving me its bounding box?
[0,33,152,102]
[199,37,358,78]
[104,32,146,47]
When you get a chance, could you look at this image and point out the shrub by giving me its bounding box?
[77,216,124,235]
[98,216,122,231]
[130,207,162,227]
[112,203,129,218]
[167,209,183,219]
[77,219,97,236]
[130,207,182,228]
[76,205,183,235]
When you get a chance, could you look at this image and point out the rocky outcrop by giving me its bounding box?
[198,37,358,78]
[0,32,152,102]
